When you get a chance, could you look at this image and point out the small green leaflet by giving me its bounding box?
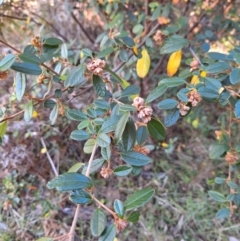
[47,172,93,191]
[124,188,155,210]
[44,37,63,46]
[146,84,168,103]
[0,54,16,71]
[208,191,226,203]
[49,102,59,125]
[82,159,105,175]
[70,130,89,141]
[65,108,87,121]
[215,208,230,219]
[99,224,117,241]
[121,85,140,98]
[100,115,120,133]
[97,133,111,148]
[11,62,42,75]
[164,108,180,127]
[67,163,83,172]
[147,118,166,141]
[70,189,92,204]
[97,47,115,58]
[91,208,107,237]
[18,53,41,64]
[204,62,230,74]
[114,112,130,142]
[24,100,33,122]
[127,211,140,223]
[93,75,106,97]
[136,126,148,145]
[114,165,132,176]
[158,99,178,110]
[122,117,136,151]
[113,199,124,217]
[209,143,229,159]
[61,43,68,59]
[64,65,86,87]
[158,77,185,88]
[15,72,26,101]
[235,100,240,118]
[0,121,8,138]
[121,151,151,166]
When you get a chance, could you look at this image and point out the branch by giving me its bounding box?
[40,138,58,177]
[71,12,95,44]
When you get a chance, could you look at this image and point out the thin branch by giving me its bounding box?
[71,12,95,44]
[0,14,27,21]
[85,143,98,177]
[189,47,202,65]
[67,85,93,103]
[40,138,58,177]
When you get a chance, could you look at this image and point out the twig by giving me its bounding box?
[189,47,202,65]
[71,12,95,44]
[0,14,27,21]
[85,143,98,177]
[67,85,93,103]
[40,138,58,177]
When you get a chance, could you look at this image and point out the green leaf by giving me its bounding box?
[78,120,90,130]
[209,143,229,159]
[177,88,189,102]
[158,99,178,110]
[91,208,106,237]
[55,89,62,98]
[70,130,89,141]
[204,62,230,74]
[124,188,155,210]
[127,211,140,223]
[146,84,168,103]
[151,4,162,20]
[208,52,232,61]
[97,133,111,148]
[101,146,111,160]
[119,49,129,62]
[59,43,68,59]
[133,24,144,34]
[44,100,56,108]
[44,37,63,46]
[0,121,8,138]
[97,47,114,58]
[83,139,96,154]
[198,87,219,99]
[49,102,59,125]
[64,65,86,87]
[114,112,130,142]
[147,118,166,141]
[114,165,132,176]
[35,238,53,241]
[93,75,106,97]
[82,158,105,175]
[65,108,87,121]
[99,224,116,241]
[215,208,230,219]
[68,163,83,172]
[122,117,136,151]
[136,126,148,145]
[94,99,110,110]
[0,54,15,71]
[158,77,185,87]
[82,48,92,57]
[11,62,42,75]
[119,105,137,112]
[227,181,238,190]
[100,115,121,133]
[114,200,124,217]
[15,72,26,101]
[18,53,41,64]
[70,189,92,204]
[219,91,231,106]
[164,108,180,127]
[214,177,225,184]
[208,191,226,203]
[47,172,93,191]
[24,100,33,122]
[235,100,240,118]
[121,151,151,166]
[119,36,134,47]
[121,85,140,98]
[160,35,189,54]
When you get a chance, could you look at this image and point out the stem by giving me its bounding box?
[91,195,117,217]
[85,143,98,177]
[68,142,98,241]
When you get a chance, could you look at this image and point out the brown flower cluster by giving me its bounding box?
[134,145,150,155]
[187,89,202,106]
[87,58,106,76]
[0,71,8,80]
[115,217,128,232]
[153,30,165,45]
[100,167,113,179]
[177,103,190,116]
[190,58,199,71]
[132,97,153,124]
[37,74,47,84]
[31,36,41,48]
[225,152,238,165]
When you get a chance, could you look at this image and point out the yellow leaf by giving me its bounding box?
[167,50,182,77]
[191,75,199,85]
[200,71,207,77]
[133,46,138,57]
[136,49,150,78]
[32,110,38,118]
[0,121,8,138]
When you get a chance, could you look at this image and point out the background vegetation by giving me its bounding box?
[1,0,240,241]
